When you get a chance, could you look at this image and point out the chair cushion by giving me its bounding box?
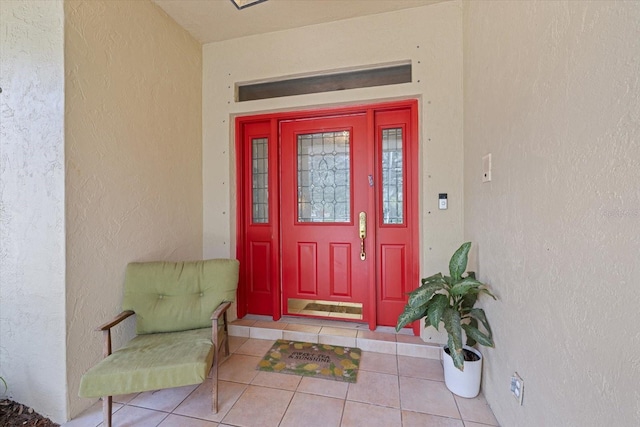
[122,259,239,334]
[79,328,214,398]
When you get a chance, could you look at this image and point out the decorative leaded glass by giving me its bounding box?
[382,128,403,224]
[297,131,350,222]
[252,137,268,223]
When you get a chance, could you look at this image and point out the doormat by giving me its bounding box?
[257,340,361,383]
[303,303,362,315]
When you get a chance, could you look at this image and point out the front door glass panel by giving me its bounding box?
[297,131,350,223]
[252,137,269,223]
[381,128,403,224]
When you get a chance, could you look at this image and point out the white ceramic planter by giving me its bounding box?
[442,345,482,398]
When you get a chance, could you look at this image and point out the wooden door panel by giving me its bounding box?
[329,243,352,297]
[380,244,406,301]
[375,108,419,327]
[281,115,370,317]
[297,243,318,295]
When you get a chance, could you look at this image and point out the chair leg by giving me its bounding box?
[212,346,219,414]
[102,396,112,427]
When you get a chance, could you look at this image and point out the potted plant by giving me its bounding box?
[396,242,495,398]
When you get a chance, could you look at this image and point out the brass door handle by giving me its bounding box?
[359,212,366,260]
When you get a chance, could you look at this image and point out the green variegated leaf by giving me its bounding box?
[465,318,478,347]
[407,282,444,307]
[449,242,471,282]
[421,272,444,284]
[462,324,494,347]
[443,307,464,370]
[450,277,483,296]
[426,294,449,330]
[447,334,465,371]
[423,315,432,329]
[469,308,493,343]
[396,304,428,331]
[460,291,479,310]
[478,287,497,300]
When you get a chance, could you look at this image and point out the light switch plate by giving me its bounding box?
[483,153,492,182]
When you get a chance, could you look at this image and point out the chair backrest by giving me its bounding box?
[122,259,239,334]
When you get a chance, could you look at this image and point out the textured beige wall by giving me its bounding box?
[65,0,202,418]
[203,1,464,329]
[463,1,640,425]
[0,0,67,422]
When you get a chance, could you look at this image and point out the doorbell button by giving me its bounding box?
[438,193,447,210]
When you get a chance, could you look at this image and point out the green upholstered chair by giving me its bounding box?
[78,259,239,427]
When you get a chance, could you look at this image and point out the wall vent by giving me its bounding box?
[237,62,412,102]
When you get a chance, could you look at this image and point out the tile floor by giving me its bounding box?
[64,316,499,427]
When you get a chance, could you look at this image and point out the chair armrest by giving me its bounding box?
[210,302,232,321]
[96,310,135,358]
[96,310,135,331]
[211,302,232,356]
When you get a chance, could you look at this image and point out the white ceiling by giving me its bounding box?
[152,0,446,44]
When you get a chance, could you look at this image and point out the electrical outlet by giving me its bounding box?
[510,372,524,405]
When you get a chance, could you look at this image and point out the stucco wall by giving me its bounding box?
[65,0,202,418]
[463,1,640,425]
[203,1,464,332]
[0,0,67,422]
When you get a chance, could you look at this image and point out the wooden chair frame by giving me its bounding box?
[96,302,231,427]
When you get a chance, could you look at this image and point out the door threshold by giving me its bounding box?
[228,314,439,359]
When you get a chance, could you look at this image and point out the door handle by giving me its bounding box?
[359,212,367,260]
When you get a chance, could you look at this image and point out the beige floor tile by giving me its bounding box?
[319,334,357,348]
[398,355,445,381]
[283,330,320,343]
[396,334,425,344]
[113,393,139,404]
[454,394,499,425]
[218,354,261,383]
[464,422,497,427]
[356,337,397,354]
[253,320,288,330]
[235,338,275,357]
[230,318,257,327]
[297,377,349,399]
[221,385,294,426]
[399,377,460,419]
[357,330,396,342]
[347,370,400,408]
[157,414,218,426]
[280,392,344,427]
[128,384,198,412]
[397,341,441,359]
[102,405,168,426]
[251,370,302,391]
[359,352,398,375]
[249,327,283,340]
[173,380,246,422]
[320,327,358,337]
[285,323,322,333]
[228,336,248,353]
[62,400,123,427]
[402,410,464,427]
[228,324,250,338]
[341,400,402,427]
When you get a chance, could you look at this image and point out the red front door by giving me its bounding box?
[280,115,374,321]
[236,101,419,332]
